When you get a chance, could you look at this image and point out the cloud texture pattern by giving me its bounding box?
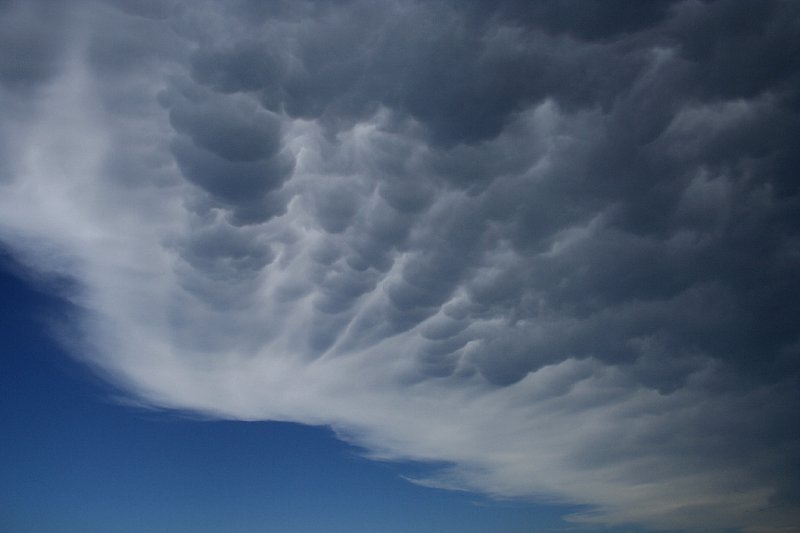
[1,1,799,530]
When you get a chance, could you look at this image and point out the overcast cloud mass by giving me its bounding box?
[1,0,799,530]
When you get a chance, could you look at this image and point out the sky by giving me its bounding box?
[1,261,588,533]
[0,0,798,532]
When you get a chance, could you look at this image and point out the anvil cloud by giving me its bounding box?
[1,1,799,531]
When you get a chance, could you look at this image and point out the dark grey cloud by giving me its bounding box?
[0,0,71,91]
[187,0,653,145]
[486,0,680,41]
[1,0,798,531]
[160,80,295,224]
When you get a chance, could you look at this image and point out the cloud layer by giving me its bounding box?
[1,1,799,530]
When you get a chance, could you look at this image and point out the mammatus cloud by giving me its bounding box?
[1,0,799,530]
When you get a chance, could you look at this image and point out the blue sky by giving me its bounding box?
[0,263,610,533]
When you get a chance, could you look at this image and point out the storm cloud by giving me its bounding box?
[1,0,799,530]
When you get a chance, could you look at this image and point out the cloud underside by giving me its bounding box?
[1,0,799,530]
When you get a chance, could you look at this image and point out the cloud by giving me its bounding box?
[1,0,799,531]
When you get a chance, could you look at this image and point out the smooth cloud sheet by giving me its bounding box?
[1,1,799,531]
